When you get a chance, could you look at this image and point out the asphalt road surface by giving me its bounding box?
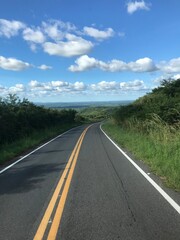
[0,123,179,240]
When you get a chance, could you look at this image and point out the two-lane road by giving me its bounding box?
[0,124,179,239]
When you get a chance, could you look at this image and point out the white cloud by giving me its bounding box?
[68,55,98,72]
[73,81,86,91]
[158,58,180,73]
[127,1,150,14]
[154,73,180,83]
[9,84,25,94]
[28,79,147,94]
[0,83,26,97]
[101,59,128,72]
[128,57,157,72]
[29,80,44,89]
[51,81,69,87]
[91,81,118,91]
[91,80,148,92]
[69,55,157,73]
[83,27,114,40]
[173,74,180,80]
[28,80,53,91]
[46,20,77,32]
[0,19,25,38]
[28,80,86,95]
[42,20,77,41]
[0,56,31,71]
[43,35,93,57]
[0,19,117,58]
[120,80,146,91]
[0,79,150,99]
[42,21,64,41]
[23,27,46,43]
[38,64,52,70]
[0,85,7,95]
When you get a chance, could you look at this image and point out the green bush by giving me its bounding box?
[113,79,180,125]
[0,94,77,146]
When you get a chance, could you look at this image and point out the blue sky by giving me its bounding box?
[0,0,180,102]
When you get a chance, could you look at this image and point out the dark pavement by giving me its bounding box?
[0,124,179,240]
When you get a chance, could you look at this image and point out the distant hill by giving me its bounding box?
[35,100,133,109]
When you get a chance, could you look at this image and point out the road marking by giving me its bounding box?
[34,126,90,240]
[100,125,180,215]
[0,126,82,175]
[33,129,84,239]
[47,127,89,240]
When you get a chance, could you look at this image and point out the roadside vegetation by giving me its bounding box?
[102,79,180,191]
[0,95,78,164]
[0,95,116,165]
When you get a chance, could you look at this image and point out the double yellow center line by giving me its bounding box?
[34,126,90,240]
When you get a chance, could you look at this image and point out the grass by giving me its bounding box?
[0,123,80,165]
[102,119,180,191]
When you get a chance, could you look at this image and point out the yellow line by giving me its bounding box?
[33,129,86,240]
[47,127,89,240]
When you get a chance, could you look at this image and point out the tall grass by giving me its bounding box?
[102,115,180,191]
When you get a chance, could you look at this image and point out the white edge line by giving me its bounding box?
[100,124,180,215]
[0,126,82,175]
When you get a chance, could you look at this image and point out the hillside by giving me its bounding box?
[114,79,180,125]
[103,79,180,191]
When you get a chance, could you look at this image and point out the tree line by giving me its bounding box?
[113,78,180,126]
[0,94,77,146]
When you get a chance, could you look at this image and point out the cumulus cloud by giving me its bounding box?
[51,81,69,87]
[38,64,52,70]
[158,58,180,73]
[0,83,25,96]
[83,27,114,40]
[91,81,118,91]
[28,80,86,93]
[69,55,157,73]
[45,20,77,32]
[91,80,148,92]
[73,81,86,91]
[42,20,76,41]
[43,34,93,57]
[28,79,148,94]
[42,21,64,41]
[0,19,25,38]
[23,27,46,43]
[29,80,44,89]
[9,84,25,94]
[128,57,157,72]
[68,55,98,72]
[0,79,150,99]
[127,1,151,14]
[120,80,146,91]
[0,18,117,57]
[0,56,31,71]
[154,73,180,83]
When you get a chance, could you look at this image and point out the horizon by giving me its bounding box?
[35,100,133,104]
[0,1,180,102]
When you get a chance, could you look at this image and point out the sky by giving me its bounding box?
[0,0,180,102]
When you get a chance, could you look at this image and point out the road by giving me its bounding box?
[0,123,179,240]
